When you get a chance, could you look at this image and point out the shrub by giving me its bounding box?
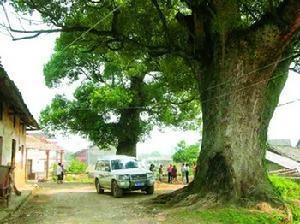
[270,175,300,222]
[67,159,87,174]
[172,140,200,165]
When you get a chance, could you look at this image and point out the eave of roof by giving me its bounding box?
[26,134,64,152]
[0,66,39,129]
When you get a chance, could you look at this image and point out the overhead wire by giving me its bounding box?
[13,2,298,111]
[56,50,300,111]
[60,5,121,54]
[203,52,299,92]
[277,98,300,108]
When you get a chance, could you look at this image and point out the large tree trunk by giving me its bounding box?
[116,108,140,157]
[116,75,145,157]
[192,43,291,203]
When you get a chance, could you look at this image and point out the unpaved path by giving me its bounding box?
[3,182,183,224]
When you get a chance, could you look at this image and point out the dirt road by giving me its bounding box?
[2,182,182,224]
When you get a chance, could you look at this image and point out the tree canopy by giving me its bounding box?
[39,38,200,154]
[5,0,300,204]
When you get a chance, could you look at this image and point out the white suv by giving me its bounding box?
[92,155,155,197]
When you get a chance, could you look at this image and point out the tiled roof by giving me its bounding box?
[268,139,291,146]
[269,146,300,163]
[26,134,64,152]
[0,66,39,129]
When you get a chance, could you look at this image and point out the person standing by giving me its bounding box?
[185,163,190,184]
[56,163,63,184]
[181,163,186,184]
[172,165,177,183]
[158,164,163,182]
[149,163,155,172]
[167,164,173,183]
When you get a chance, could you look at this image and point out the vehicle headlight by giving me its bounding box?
[147,173,154,179]
[118,174,130,181]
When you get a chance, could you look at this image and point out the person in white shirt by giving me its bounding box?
[181,163,186,184]
[56,163,63,184]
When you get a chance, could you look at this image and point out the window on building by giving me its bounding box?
[11,139,16,166]
[20,145,24,168]
[0,137,3,165]
[0,102,3,121]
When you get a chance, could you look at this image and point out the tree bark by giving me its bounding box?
[115,75,145,157]
[192,40,292,203]
[184,0,300,204]
[116,108,140,157]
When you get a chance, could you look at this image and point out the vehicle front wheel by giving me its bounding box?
[111,180,123,198]
[145,186,154,195]
[95,179,104,194]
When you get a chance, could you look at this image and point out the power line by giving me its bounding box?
[203,52,298,93]
[200,71,286,105]
[60,6,121,54]
[277,98,300,108]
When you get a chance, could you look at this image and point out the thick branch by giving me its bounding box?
[151,0,171,49]
[249,0,300,43]
[9,26,112,35]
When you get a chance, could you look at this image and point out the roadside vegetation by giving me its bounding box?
[67,159,88,174]
[157,175,300,223]
[172,140,200,165]
[64,159,92,183]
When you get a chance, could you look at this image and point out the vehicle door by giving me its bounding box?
[94,161,105,185]
[101,160,112,188]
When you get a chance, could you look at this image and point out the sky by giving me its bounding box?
[0,12,300,155]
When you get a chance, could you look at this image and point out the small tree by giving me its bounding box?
[172,141,200,165]
[67,159,87,174]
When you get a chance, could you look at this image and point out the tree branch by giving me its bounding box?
[151,0,171,49]
[12,32,41,40]
[249,0,300,43]
[5,24,114,40]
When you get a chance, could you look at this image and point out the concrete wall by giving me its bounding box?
[0,102,27,187]
[26,149,63,180]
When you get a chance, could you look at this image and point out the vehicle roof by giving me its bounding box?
[97,155,136,161]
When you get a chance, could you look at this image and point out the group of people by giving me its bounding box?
[151,163,190,184]
[167,164,178,183]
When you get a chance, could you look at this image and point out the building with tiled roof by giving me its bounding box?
[0,65,39,187]
[26,133,64,180]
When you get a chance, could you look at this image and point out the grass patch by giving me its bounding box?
[270,175,300,223]
[163,208,284,224]
[159,175,300,223]
[64,174,93,183]
[270,175,300,200]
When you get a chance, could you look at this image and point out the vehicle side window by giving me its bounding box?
[103,161,111,171]
[95,162,102,171]
[95,161,110,171]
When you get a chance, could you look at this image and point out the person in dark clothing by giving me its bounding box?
[158,164,163,182]
[167,164,173,183]
[185,163,190,184]
[149,163,155,172]
[171,165,177,183]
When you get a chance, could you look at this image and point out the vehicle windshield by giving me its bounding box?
[111,159,139,170]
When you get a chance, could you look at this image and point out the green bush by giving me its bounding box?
[172,140,200,165]
[270,175,300,222]
[64,174,93,183]
[270,175,300,200]
[67,159,87,174]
